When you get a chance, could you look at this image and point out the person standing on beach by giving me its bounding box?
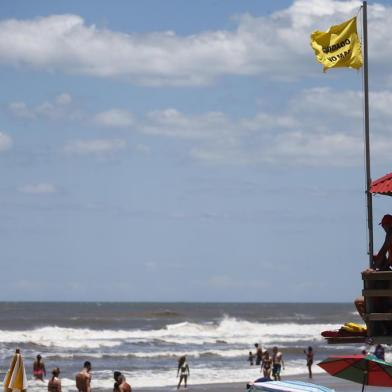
[177,355,190,389]
[254,343,263,366]
[113,371,122,392]
[304,347,314,379]
[48,368,61,392]
[118,374,132,392]
[262,350,272,379]
[33,354,46,381]
[248,351,254,366]
[272,347,284,381]
[76,361,92,392]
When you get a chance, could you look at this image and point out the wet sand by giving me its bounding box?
[138,372,390,391]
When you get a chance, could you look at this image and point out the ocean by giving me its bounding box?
[0,302,372,391]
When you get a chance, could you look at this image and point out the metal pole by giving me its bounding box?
[363,1,374,266]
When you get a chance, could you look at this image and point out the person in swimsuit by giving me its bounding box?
[254,343,263,366]
[304,346,314,378]
[75,361,92,392]
[118,374,132,392]
[262,350,272,379]
[48,368,61,392]
[177,355,190,389]
[355,214,392,320]
[272,347,284,381]
[33,354,46,381]
[113,371,122,392]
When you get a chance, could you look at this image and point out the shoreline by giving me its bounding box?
[137,372,391,391]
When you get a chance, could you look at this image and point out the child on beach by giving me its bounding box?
[304,346,314,379]
[248,351,254,366]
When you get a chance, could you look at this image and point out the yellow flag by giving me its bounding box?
[310,17,363,72]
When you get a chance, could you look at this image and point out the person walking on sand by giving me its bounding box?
[33,354,46,381]
[76,361,92,392]
[177,355,190,389]
[117,374,132,392]
[262,350,272,379]
[304,346,314,379]
[272,347,284,381]
[48,368,61,392]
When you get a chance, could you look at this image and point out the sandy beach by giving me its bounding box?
[138,373,392,392]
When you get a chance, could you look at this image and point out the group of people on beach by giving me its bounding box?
[248,344,285,381]
[33,353,191,391]
[33,355,131,392]
[248,345,314,380]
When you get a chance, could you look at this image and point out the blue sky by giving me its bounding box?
[0,0,391,301]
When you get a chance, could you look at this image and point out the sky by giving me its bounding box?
[0,0,391,302]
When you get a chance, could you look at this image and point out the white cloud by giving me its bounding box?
[0,1,389,85]
[8,102,36,119]
[64,139,127,154]
[19,183,57,194]
[142,109,235,139]
[93,109,134,128]
[139,88,392,167]
[55,93,72,105]
[0,132,12,151]
[8,93,75,120]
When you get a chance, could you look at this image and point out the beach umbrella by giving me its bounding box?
[370,172,392,196]
[3,349,28,392]
[249,380,334,392]
[318,354,392,392]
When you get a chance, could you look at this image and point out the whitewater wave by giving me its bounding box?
[0,317,341,348]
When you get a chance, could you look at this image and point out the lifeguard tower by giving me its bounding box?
[325,173,392,345]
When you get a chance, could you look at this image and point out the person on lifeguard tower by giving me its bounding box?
[373,214,392,269]
[355,214,392,319]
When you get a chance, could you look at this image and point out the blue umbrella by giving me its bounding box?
[248,380,334,392]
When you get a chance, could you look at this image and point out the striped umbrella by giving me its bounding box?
[318,354,392,392]
[3,349,28,392]
[250,380,334,392]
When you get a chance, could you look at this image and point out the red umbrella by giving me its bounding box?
[318,354,392,392]
[371,172,392,196]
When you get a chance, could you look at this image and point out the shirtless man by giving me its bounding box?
[118,375,132,392]
[75,361,92,392]
[272,346,284,381]
[355,214,392,319]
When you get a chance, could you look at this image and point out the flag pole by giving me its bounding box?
[362,0,374,266]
